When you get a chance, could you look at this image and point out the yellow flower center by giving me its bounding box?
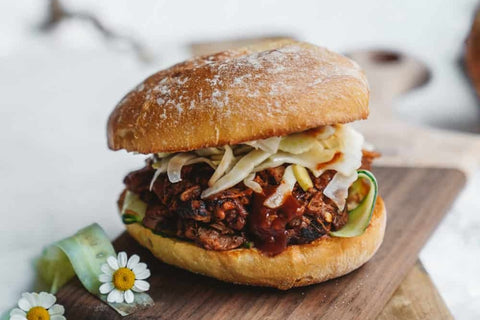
[113,267,136,291]
[26,306,50,320]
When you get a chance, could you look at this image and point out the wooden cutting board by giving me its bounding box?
[56,166,465,320]
[378,261,454,320]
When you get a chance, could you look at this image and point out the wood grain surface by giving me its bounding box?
[56,166,465,320]
[379,261,453,320]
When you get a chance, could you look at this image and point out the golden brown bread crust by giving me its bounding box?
[123,196,385,290]
[108,40,369,154]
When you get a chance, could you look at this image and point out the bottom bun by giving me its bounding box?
[124,196,386,290]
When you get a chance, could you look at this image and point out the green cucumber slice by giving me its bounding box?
[346,173,370,211]
[37,223,153,316]
[330,170,378,237]
[37,244,76,293]
[122,213,142,224]
[37,223,115,294]
[121,191,147,224]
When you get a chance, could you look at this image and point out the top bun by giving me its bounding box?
[107,40,369,154]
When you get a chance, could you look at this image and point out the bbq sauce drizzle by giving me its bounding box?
[249,186,305,256]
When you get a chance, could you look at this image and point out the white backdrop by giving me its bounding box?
[1,1,479,318]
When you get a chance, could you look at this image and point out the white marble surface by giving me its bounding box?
[1,1,479,319]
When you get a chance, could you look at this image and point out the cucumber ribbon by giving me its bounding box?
[121,191,147,224]
[37,223,153,316]
[330,170,378,237]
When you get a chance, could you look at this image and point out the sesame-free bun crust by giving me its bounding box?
[108,40,369,154]
[124,196,385,290]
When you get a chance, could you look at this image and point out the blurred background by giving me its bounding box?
[1,0,480,319]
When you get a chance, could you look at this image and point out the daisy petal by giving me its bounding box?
[124,290,134,304]
[115,289,124,303]
[51,315,66,320]
[127,254,140,269]
[132,263,148,275]
[107,289,122,303]
[107,256,119,270]
[101,263,114,275]
[99,273,112,283]
[48,304,65,316]
[133,280,150,292]
[135,269,151,280]
[31,292,40,306]
[38,292,56,309]
[99,282,114,294]
[18,297,32,311]
[117,252,128,268]
[21,292,36,310]
[10,315,26,320]
[9,308,26,316]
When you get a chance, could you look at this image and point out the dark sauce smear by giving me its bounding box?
[249,187,305,256]
[316,152,343,170]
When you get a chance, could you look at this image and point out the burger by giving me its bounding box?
[107,40,386,290]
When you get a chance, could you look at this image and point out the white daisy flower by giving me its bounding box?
[9,292,65,320]
[98,252,151,304]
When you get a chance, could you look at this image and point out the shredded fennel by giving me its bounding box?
[151,125,364,210]
[263,165,297,208]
